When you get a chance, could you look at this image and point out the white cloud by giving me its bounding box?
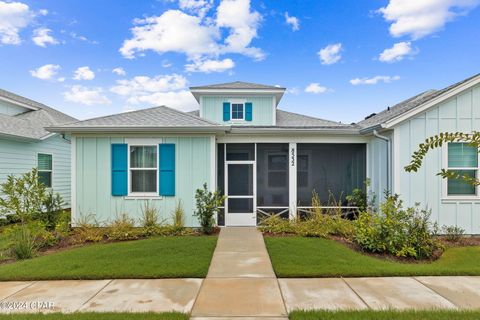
[185,58,234,73]
[70,32,98,44]
[32,27,58,47]
[318,43,342,65]
[378,0,479,40]
[30,64,60,80]
[120,0,264,64]
[379,41,417,62]
[112,67,126,76]
[178,0,213,18]
[284,12,300,31]
[73,66,95,80]
[350,75,401,85]
[125,90,198,111]
[287,87,300,95]
[305,83,328,94]
[64,85,111,105]
[0,1,34,45]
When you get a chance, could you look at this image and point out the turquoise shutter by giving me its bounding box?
[245,102,253,121]
[223,102,231,121]
[159,144,175,196]
[111,144,128,196]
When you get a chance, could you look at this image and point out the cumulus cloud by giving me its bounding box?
[378,0,479,40]
[305,83,328,94]
[112,67,126,76]
[64,85,111,105]
[32,27,58,47]
[30,64,60,80]
[185,58,234,73]
[124,90,198,111]
[178,0,213,18]
[73,66,95,81]
[379,41,417,62]
[285,12,300,31]
[318,43,342,65]
[0,1,34,45]
[350,75,401,85]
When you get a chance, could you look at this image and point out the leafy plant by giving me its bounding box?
[259,215,296,234]
[10,225,37,260]
[194,183,225,234]
[442,225,465,242]
[171,200,185,233]
[353,194,442,259]
[107,213,141,241]
[72,213,104,244]
[139,202,162,236]
[34,191,64,231]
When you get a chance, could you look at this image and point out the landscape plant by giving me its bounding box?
[171,200,185,233]
[194,183,225,234]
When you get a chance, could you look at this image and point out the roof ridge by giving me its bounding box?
[159,105,222,126]
[65,106,168,126]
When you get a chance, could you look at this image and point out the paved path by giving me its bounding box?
[1,228,480,317]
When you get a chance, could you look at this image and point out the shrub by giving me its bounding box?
[140,202,161,236]
[10,225,37,260]
[354,194,442,259]
[71,214,104,244]
[171,200,185,233]
[194,183,225,234]
[34,191,63,231]
[259,215,296,234]
[442,225,465,242]
[107,213,141,241]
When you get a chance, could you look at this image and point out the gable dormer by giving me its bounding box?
[190,81,285,126]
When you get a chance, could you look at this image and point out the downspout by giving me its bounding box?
[373,130,391,193]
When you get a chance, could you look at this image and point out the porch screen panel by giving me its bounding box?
[217,144,225,195]
[257,143,289,207]
[297,144,366,205]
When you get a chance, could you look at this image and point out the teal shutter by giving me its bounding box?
[159,144,175,196]
[223,102,231,121]
[111,144,128,196]
[245,102,253,121]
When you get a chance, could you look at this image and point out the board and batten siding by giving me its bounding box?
[74,136,212,227]
[0,134,71,206]
[395,84,480,234]
[200,96,275,125]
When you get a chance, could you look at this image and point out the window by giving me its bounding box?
[447,143,479,196]
[267,154,288,188]
[129,146,157,194]
[231,103,244,120]
[38,153,52,188]
[297,154,309,188]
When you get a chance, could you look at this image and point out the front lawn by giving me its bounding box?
[290,310,480,320]
[265,236,480,277]
[0,236,217,280]
[0,313,187,320]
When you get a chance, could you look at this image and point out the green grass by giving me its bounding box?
[265,236,480,277]
[0,313,187,320]
[289,310,480,320]
[0,236,217,280]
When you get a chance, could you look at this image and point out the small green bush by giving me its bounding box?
[34,191,63,231]
[10,225,37,260]
[72,214,104,244]
[194,183,225,234]
[107,213,141,241]
[171,201,185,233]
[442,225,465,242]
[354,194,442,259]
[140,202,162,236]
[259,215,296,234]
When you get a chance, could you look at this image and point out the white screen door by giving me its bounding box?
[225,161,256,226]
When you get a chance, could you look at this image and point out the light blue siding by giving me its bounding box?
[74,136,212,227]
[201,96,275,125]
[395,84,480,234]
[0,134,71,206]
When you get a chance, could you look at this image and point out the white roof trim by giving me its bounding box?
[0,95,39,111]
[384,75,480,128]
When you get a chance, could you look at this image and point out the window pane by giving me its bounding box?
[228,198,253,213]
[131,170,157,193]
[131,146,157,168]
[269,155,287,170]
[38,171,52,188]
[298,155,309,171]
[268,172,287,188]
[448,143,478,168]
[232,103,243,119]
[38,154,52,170]
[447,170,476,195]
[257,144,289,206]
[228,164,253,196]
[226,143,255,160]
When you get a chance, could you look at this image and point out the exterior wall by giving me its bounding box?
[74,135,213,227]
[394,84,480,234]
[367,133,391,205]
[200,96,275,125]
[0,134,72,206]
[0,100,30,116]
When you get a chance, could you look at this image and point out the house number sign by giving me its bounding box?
[290,147,295,167]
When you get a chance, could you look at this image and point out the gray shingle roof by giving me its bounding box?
[190,81,285,90]
[0,89,77,140]
[357,73,480,130]
[50,106,228,132]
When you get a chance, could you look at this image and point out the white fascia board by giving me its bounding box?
[190,89,285,106]
[0,96,39,111]
[384,75,480,129]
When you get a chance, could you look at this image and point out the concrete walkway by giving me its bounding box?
[1,228,480,316]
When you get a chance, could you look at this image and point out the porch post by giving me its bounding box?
[289,142,297,220]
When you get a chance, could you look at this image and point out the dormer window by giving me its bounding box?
[231,103,245,120]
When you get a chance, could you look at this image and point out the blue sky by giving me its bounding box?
[0,0,479,123]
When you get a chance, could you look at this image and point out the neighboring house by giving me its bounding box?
[0,89,77,207]
[50,74,480,233]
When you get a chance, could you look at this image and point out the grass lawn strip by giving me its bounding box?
[0,236,217,280]
[265,236,480,277]
[289,310,480,320]
[0,313,187,320]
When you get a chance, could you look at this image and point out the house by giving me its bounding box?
[49,74,480,233]
[0,89,77,207]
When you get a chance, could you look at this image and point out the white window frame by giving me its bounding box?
[230,102,245,121]
[443,142,480,200]
[128,144,159,197]
[37,153,53,189]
